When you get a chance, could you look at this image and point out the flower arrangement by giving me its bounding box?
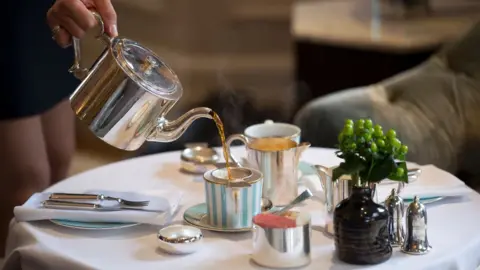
[333,119,409,187]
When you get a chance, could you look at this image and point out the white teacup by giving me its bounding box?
[243,120,301,143]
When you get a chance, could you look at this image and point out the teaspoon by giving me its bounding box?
[270,189,313,215]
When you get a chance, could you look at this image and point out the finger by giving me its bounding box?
[48,24,72,48]
[93,0,117,36]
[55,28,72,48]
[63,0,97,31]
[51,0,89,38]
[57,15,86,38]
[47,9,72,48]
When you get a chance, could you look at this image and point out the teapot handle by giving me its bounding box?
[69,11,113,80]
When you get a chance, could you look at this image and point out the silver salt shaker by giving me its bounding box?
[384,188,405,247]
[401,196,432,255]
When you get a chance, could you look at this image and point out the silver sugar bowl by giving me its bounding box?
[180,143,219,174]
[252,211,311,268]
[401,196,432,255]
[384,188,405,247]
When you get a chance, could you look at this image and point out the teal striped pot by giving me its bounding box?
[204,167,263,229]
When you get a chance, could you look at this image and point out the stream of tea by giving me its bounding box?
[211,111,233,180]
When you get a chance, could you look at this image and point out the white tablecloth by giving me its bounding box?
[4,147,480,270]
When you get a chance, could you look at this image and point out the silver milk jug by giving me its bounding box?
[226,136,310,206]
[312,165,354,215]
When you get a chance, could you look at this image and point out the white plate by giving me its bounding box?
[183,203,251,233]
[404,196,445,205]
[50,219,139,230]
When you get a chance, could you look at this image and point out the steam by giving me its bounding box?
[211,59,314,145]
[215,68,247,135]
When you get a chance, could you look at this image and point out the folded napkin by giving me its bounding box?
[302,164,473,202]
[14,189,183,225]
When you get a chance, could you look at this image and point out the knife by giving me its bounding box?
[41,200,162,212]
[48,193,150,207]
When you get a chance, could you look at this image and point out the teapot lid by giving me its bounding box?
[112,38,183,100]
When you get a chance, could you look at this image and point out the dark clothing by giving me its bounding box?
[1,0,78,119]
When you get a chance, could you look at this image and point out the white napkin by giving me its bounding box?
[302,164,473,202]
[376,165,472,200]
[14,189,183,225]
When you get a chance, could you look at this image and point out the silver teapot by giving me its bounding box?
[69,12,213,151]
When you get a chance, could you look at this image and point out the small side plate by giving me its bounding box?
[50,219,139,230]
[404,196,445,205]
[183,203,251,233]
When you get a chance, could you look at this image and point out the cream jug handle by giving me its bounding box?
[225,134,249,167]
[69,12,113,80]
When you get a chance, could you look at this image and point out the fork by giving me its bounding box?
[49,193,150,207]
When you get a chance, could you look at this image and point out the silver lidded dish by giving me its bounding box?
[157,225,203,254]
[181,143,219,174]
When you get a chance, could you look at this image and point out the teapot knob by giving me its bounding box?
[141,55,159,76]
[264,120,274,124]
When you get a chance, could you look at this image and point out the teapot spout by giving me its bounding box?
[147,107,213,142]
[312,165,331,192]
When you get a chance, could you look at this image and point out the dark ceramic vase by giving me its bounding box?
[333,187,392,265]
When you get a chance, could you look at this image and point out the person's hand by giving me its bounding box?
[47,0,117,48]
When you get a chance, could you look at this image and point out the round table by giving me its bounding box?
[5,147,480,270]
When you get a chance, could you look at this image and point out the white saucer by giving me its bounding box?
[183,203,251,233]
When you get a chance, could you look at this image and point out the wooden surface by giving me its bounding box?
[292,0,480,52]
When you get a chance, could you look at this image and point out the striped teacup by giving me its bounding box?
[203,167,263,229]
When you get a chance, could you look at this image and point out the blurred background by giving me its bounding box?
[69,0,480,177]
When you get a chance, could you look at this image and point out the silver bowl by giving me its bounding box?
[157,225,203,254]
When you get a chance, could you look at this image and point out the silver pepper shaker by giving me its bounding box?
[401,196,432,255]
[384,188,405,247]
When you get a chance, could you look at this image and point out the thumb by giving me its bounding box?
[94,0,117,37]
